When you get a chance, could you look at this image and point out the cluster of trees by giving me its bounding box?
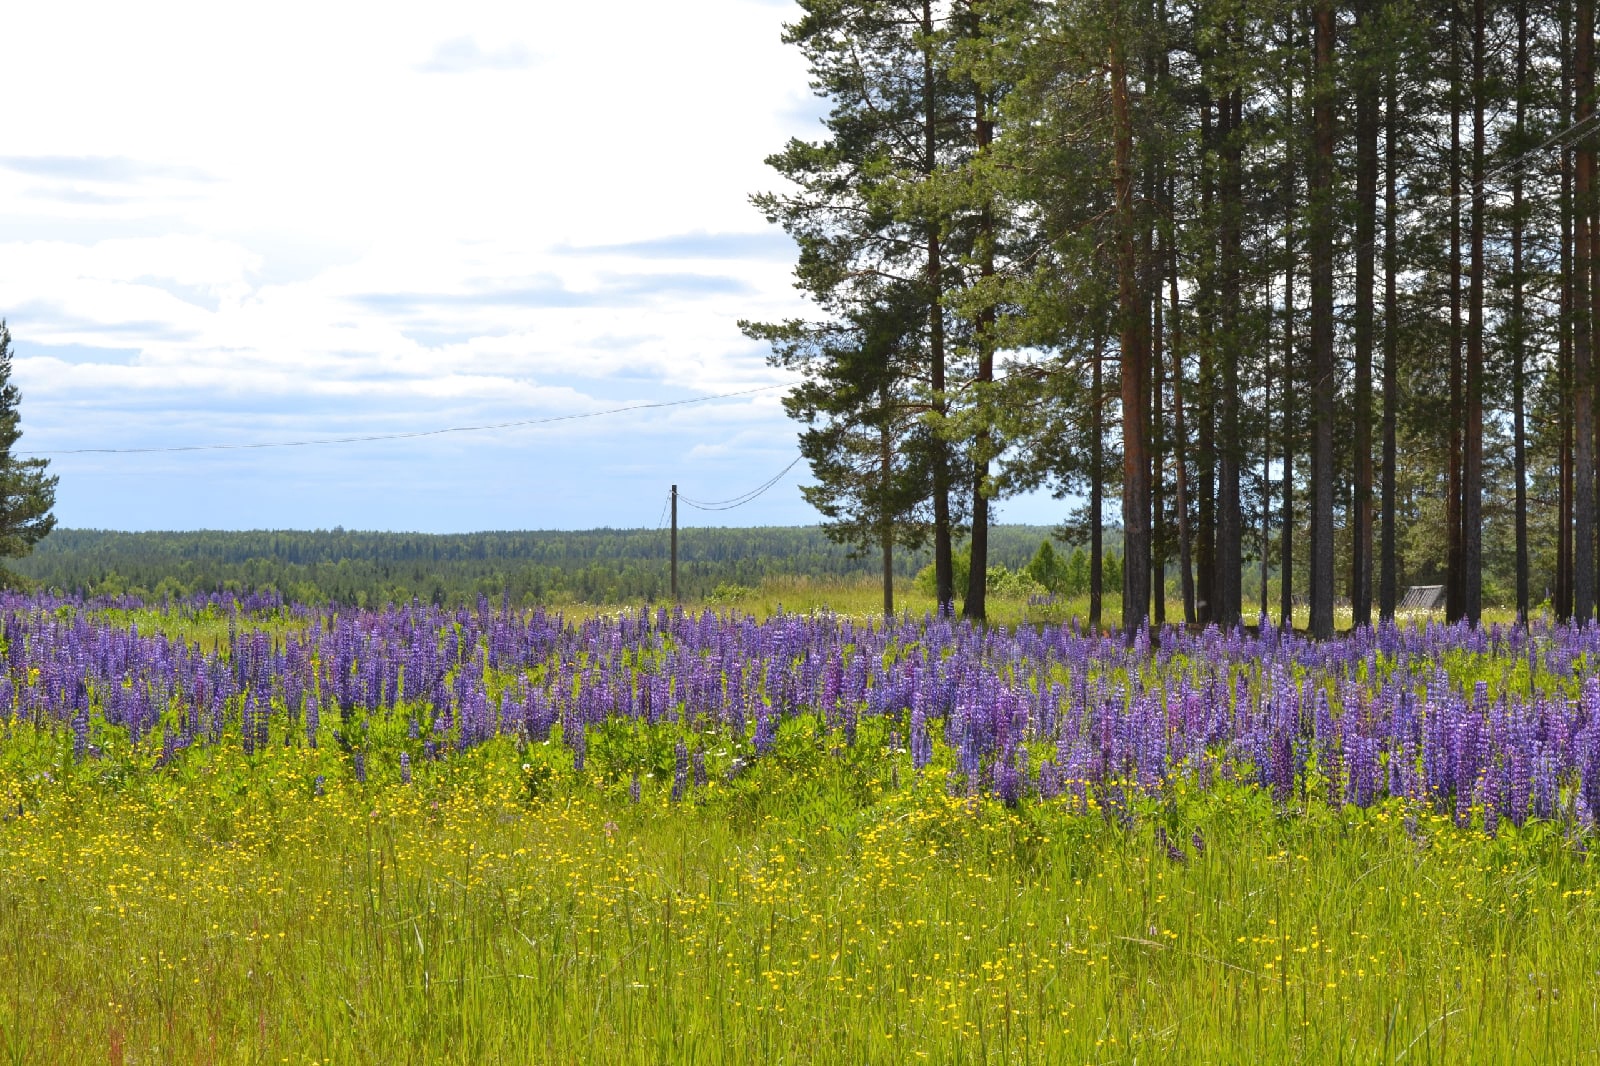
[748,0,1600,637]
[16,527,1057,607]
[912,537,1126,597]
[1025,539,1123,598]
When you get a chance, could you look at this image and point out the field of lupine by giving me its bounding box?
[3,592,1600,1062]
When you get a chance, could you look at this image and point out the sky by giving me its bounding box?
[0,0,1064,533]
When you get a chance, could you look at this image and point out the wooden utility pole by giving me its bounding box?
[670,484,679,602]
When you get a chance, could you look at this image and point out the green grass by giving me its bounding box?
[77,575,1520,634]
[3,712,1598,1064]
[695,575,1104,626]
[694,576,1490,632]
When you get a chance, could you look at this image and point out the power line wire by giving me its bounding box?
[1336,105,1600,267]
[679,456,804,511]
[1482,110,1600,186]
[38,382,792,456]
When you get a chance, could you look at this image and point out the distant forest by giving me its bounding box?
[13,527,1067,607]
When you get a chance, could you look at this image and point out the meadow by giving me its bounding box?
[1,591,1597,1063]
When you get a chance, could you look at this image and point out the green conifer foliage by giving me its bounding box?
[0,323,56,582]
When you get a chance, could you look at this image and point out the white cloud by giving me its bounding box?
[0,0,1062,532]
[416,36,536,74]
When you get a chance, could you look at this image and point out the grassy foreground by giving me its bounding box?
[2,716,1597,1065]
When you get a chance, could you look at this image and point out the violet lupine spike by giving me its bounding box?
[909,697,932,771]
[670,739,689,803]
[241,692,256,757]
[7,594,1600,831]
[752,700,776,756]
[70,703,88,762]
[1036,758,1061,801]
[993,746,1023,808]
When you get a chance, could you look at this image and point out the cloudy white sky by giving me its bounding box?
[2,0,1060,532]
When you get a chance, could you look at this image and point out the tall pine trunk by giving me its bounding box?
[1513,0,1530,623]
[1091,342,1104,630]
[1463,0,1486,625]
[1309,0,1336,639]
[1112,38,1151,641]
[1216,75,1244,630]
[1281,30,1298,629]
[1561,4,1575,621]
[1261,291,1272,621]
[922,0,954,617]
[1150,7,1168,629]
[1380,64,1400,620]
[963,86,996,624]
[1169,246,1197,624]
[881,410,895,620]
[1152,245,1167,627]
[1196,98,1217,625]
[1576,0,1595,624]
[1352,1,1378,628]
[1446,18,1465,624]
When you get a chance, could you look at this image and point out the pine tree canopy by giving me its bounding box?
[0,323,57,580]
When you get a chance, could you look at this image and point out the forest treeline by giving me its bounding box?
[746,0,1593,637]
[11,527,1063,607]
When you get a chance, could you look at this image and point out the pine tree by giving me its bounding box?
[752,0,973,616]
[0,323,56,581]
[743,293,934,618]
[748,0,1595,637]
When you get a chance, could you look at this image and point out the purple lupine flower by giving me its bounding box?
[994,748,1022,808]
[399,751,412,785]
[670,739,688,803]
[1533,749,1558,821]
[909,698,931,771]
[70,705,88,762]
[241,693,256,757]
[305,693,320,749]
[1036,759,1061,801]
[751,700,776,755]
[1344,732,1378,809]
[1155,826,1187,864]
